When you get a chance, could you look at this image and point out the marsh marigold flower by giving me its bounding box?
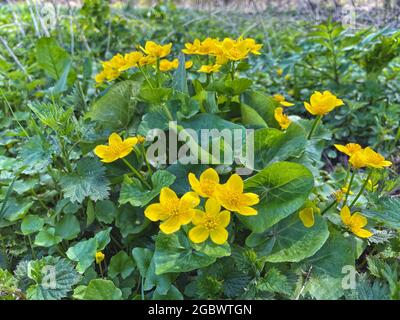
[274,107,291,130]
[144,187,200,234]
[214,174,259,216]
[189,198,230,245]
[304,91,344,116]
[141,41,172,58]
[273,94,294,107]
[340,206,373,238]
[189,168,219,198]
[334,143,362,157]
[198,64,221,73]
[94,133,139,163]
[95,251,105,264]
[119,51,144,71]
[349,147,392,169]
[276,68,283,76]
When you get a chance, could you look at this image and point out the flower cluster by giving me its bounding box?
[182,37,262,73]
[144,168,260,245]
[335,143,392,169]
[95,41,192,83]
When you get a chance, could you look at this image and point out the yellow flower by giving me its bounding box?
[221,38,249,61]
[349,147,392,169]
[95,251,105,264]
[188,168,220,198]
[95,71,107,84]
[334,143,362,157]
[299,207,320,228]
[189,198,230,245]
[94,132,139,163]
[145,187,200,234]
[340,206,373,238]
[198,64,221,73]
[276,68,283,76]
[285,74,291,81]
[119,51,144,71]
[137,135,146,144]
[240,37,262,55]
[182,39,202,55]
[274,107,291,130]
[141,41,172,58]
[273,94,294,107]
[214,174,259,216]
[138,55,157,67]
[304,91,344,116]
[185,60,193,69]
[159,58,179,72]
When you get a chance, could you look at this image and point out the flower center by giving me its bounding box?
[225,190,241,207]
[165,199,180,217]
[204,218,218,230]
[201,179,217,197]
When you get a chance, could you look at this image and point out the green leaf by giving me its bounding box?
[132,247,153,278]
[55,214,81,240]
[34,228,62,247]
[363,197,400,229]
[152,285,183,300]
[240,103,268,128]
[115,205,150,237]
[119,170,176,207]
[17,136,52,174]
[247,214,329,263]
[60,157,110,204]
[301,232,356,299]
[82,279,122,300]
[21,215,44,235]
[257,267,293,296]
[26,257,80,300]
[239,162,314,232]
[154,232,230,275]
[140,87,172,104]
[173,53,188,94]
[242,90,278,127]
[86,80,141,129]
[66,238,97,273]
[253,123,307,170]
[1,198,33,223]
[94,227,112,250]
[36,37,70,80]
[86,199,95,226]
[108,251,135,279]
[95,200,117,224]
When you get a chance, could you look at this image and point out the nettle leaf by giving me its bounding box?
[108,251,135,279]
[60,157,110,204]
[247,214,329,263]
[253,124,307,170]
[21,215,44,235]
[301,232,356,300]
[363,196,400,229]
[81,279,122,300]
[119,170,176,207]
[36,37,70,81]
[154,231,230,275]
[239,162,314,233]
[86,80,141,129]
[17,136,53,174]
[257,267,293,296]
[26,257,80,300]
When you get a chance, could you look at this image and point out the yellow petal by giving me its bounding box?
[210,227,228,245]
[189,226,210,243]
[192,209,206,225]
[144,203,166,221]
[350,212,368,228]
[227,174,243,192]
[340,206,352,226]
[217,210,230,228]
[280,101,294,107]
[179,209,195,225]
[352,227,373,238]
[100,155,119,163]
[237,206,257,216]
[160,187,178,204]
[241,193,259,206]
[299,208,315,228]
[200,168,219,184]
[304,101,316,115]
[160,216,181,234]
[188,173,203,196]
[180,192,200,209]
[93,145,110,158]
[109,132,122,146]
[205,198,221,216]
[123,137,138,148]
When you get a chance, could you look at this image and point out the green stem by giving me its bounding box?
[27,235,36,259]
[320,200,337,215]
[344,170,356,206]
[122,158,151,189]
[162,103,174,121]
[141,144,153,175]
[99,262,104,278]
[138,66,153,89]
[307,115,322,140]
[230,61,236,80]
[350,171,372,208]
